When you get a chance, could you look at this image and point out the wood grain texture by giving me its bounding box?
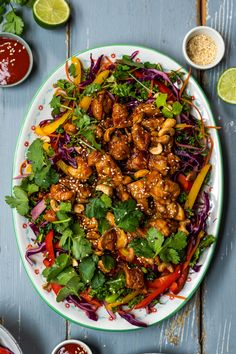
[199,1,236,354]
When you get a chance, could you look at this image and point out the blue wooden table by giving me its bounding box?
[0,1,236,353]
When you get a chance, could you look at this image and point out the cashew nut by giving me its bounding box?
[156,134,170,144]
[96,184,113,196]
[158,127,175,137]
[40,135,50,143]
[103,127,115,142]
[174,203,186,221]
[50,199,60,212]
[149,143,163,155]
[162,118,176,129]
[74,203,85,214]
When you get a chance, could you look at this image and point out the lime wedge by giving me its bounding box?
[33,0,70,29]
[217,68,236,104]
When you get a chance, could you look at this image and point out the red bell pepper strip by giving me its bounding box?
[171,266,189,294]
[183,230,204,270]
[45,230,55,267]
[51,283,63,295]
[135,265,182,309]
[0,348,13,354]
[177,173,193,192]
[80,290,102,309]
[155,81,175,101]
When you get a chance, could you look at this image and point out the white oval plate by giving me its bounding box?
[12,45,223,331]
[0,324,22,354]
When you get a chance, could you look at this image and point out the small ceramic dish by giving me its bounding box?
[182,26,225,70]
[0,32,33,87]
[51,339,92,354]
[0,324,23,354]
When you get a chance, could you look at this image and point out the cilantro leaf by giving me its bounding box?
[68,63,77,78]
[159,231,188,264]
[3,10,24,35]
[190,234,216,267]
[42,254,71,281]
[59,229,73,247]
[54,267,78,286]
[56,276,85,302]
[5,185,29,216]
[79,257,96,283]
[80,129,101,150]
[155,93,167,108]
[162,106,174,118]
[82,83,101,97]
[59,202,72,212]
[85,195,111,220]
[27,139,45,172]
[98,218,110,234]
[102,254,116,271]
[159,248,180,264]
[54,79,75,95]
[113,199,143,232]
[91,271,106,289]
[146,227,164,256]
[172,102,183,115]
[72,236,92,260]
[50,96,61,110]
[129,238,155,258]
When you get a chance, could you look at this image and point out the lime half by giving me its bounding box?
[217,67,236,104]
[33,0,70,29]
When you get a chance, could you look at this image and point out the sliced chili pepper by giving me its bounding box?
[45,230,55,266]
[51,283,63,295]
[177,173,193,192]
[43,258,51,268]
[135,265,181,309]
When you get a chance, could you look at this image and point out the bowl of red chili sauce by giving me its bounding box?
[51,339,92,354]
[0,32,33,87]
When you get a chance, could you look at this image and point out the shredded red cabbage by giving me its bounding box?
[25,242,46,266]
[118,311,147,327]
[67,295,98,321]
[130,50,139,60]
[31,199,46,220]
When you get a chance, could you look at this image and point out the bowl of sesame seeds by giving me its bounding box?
[0,32,33,87]
[182,26,225,70]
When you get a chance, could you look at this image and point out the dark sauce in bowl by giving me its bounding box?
[0,37,30,86]
[56,343,89,354]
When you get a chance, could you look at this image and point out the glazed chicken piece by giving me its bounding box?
[127,179,149,211]
[109,132,130,160]
[116,185,131,201]
[148,153,180,176]
[80,215,99,231]
[132,123,151,151]
[95,153,123,186]
[98,229,117,251]
[154,199,179,219]
[50,184,74,201]
[126,149,149,171]
[43,209,57,222]
[112,103,132,128]
[150,178,180,201]
[142,117,165,131]
[67,157,92,181]
[148,218,178,237]
[59,176,92,203]
[123,266,145,289]
[134,102,161,116]
[91,92,113,120]
[87,150,103,166]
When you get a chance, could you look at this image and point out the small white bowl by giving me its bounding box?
[0,32,33,87]
[182,26,225,70]
[51,339,92,354]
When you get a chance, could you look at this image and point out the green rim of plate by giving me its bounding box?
[11,44,224,332]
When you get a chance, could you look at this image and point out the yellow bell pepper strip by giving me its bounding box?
[71,57,82,85]
[43,142,51,153]
[184,164,211,210]
[56,160,69,175]
[107,290,141,310]
[35,111,71,136]
[79,70,110,112]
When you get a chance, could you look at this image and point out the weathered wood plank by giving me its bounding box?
[68,1,201,353]
[0,8,67,354]
[199,0,236,354]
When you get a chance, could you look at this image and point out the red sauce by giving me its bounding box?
[0,37,30,85]
[56,343,89,354]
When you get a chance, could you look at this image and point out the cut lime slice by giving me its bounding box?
[33,0,70,29]
[217,67,236,104]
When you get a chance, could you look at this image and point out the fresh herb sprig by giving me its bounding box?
[0,0,35,36]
